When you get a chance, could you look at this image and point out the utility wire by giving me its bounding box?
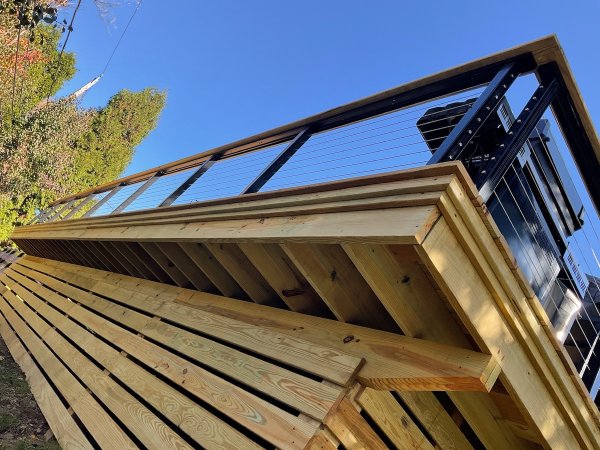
[46,0,82,100]
[101,0,142,75]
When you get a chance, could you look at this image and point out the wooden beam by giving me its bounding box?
[139,242,194,288]
[154,242,216,292]
[111,241,158,281]
[203,243,281,306]
[100,241,143,278]
[19,174,454,232]
[357,389,435,450]
[418,216,593,449]
[127,241,173,284]
[325,398,387,450]
[177,243,246,298]
[396,391,476,450]
[238,243,330,315]
[12,206,441,245]
[281,243,398,331]
[342,243,463,341]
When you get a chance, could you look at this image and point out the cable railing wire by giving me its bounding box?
[491,185,593,366]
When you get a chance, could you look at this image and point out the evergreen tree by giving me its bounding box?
[0,6,167,242]
[71,88,166,189]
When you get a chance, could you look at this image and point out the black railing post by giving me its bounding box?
[29,204,59,224]
[62,195,95,221]
[82,185,124,218]
[428,62,518,164]
[242,127,312,194]
[159,155,220,208]
[112,171,164,214]
[476,78,559,201]
[46,199,76,222]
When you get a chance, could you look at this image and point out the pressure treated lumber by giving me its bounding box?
[0,314,93,450]
[357,389,435,450]
[237,243,328,314]
[14,257,501,393]
[9,162,600,449]
[0,295,138,449]
[1,288,191,449]
[418,217,595,449]
[3,267,345,422]
[1,270,318,449]
[12,205,441,244]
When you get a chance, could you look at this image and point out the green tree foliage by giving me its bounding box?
[0,4,75,121]
[72,88,166,189]
[0,6,166,242]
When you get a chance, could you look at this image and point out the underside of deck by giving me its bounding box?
[1,162,598,449]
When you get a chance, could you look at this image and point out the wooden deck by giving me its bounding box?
[3,162,598,449]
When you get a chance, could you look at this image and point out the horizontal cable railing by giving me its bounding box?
[33,87,486,222]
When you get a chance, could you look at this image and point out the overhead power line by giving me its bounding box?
[101,0,143,75]
[46,0,82,100]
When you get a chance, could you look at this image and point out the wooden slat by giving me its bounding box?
[0,294,138,449]
[95,240,131,274]
[397,392,475,450]
[127,241,173,283]
[14,258,500,393]
[1,287,191,449]
[357,389,435,450]
[80,240,121,273]
[99,241,142,278]
[281,243,397,331]
[238,243,329,314]
[14,258,362,387]
[203,243,281,306]
[0,272,263,449]
[324,398,387,450]
[0,314,93,450]
[111,241,158,280]
[177,242,246,298]
[3,268,345,422]
[3,268,318,449]
[69,240,109,271]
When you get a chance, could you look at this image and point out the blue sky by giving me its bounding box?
[55,0,600,177]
